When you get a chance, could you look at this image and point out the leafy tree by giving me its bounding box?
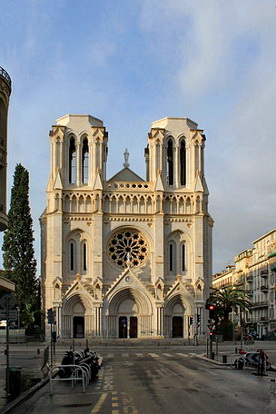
[207,286,251,340]
[2,164,38,324]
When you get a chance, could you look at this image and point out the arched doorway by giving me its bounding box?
[118,316,138,338]
[73,316,84,338]
[118,297,138,338]
[107,287,153,338]
[164,296,187,338]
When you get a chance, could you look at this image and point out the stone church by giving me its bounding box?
[41,115,213,339]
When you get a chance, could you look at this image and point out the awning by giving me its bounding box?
[268,251,276,258]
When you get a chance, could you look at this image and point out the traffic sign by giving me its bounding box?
[47,308,55,324]
[0,293,16,309]
[0,310,17,321]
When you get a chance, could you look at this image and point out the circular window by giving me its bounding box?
[108,229,148,268]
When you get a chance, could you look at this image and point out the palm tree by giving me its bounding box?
[208,286,251,340]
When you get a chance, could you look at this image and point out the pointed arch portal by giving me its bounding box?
[107,287,153,338]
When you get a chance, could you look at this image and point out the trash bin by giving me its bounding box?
[7,366,22,397]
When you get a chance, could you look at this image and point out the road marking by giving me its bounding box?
[107,353,114,358]
[176,353,189,357]
[135,353,143,357]
[208,370,218,376]
[162,353,173,357]
[148,353,159,358]
[91,392,108,413]
[121,353,129,358]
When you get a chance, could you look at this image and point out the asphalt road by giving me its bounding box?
[10,349,276,414]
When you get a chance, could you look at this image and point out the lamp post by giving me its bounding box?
[16,306,20,343]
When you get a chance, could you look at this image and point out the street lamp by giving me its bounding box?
[16,306,20,344]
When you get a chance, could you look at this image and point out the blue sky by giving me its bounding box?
[0,0,275,273]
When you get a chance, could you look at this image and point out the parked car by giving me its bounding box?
[260,330,276,340]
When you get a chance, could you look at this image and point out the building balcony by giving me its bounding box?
[246,275,253,282]
[245,317,253,323]
[246,289,253,297]
[261,270,268,278]
[0,66,12,88]
[261,285,269,292]
[252,301,268,308]
[270,263,276,272]
[260,316,269,322]
[0,209,8,232]
[0,149,4,168]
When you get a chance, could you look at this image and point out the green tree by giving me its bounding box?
[2,164,37,323]
[208,286,251,340]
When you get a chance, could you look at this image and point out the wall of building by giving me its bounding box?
[41,115,213,340]
[0,67,12,232]
[212,230,276,337]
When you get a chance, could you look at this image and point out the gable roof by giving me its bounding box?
[108,167,144,182]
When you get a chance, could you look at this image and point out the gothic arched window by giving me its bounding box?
[70,240,76,271]
[83,241,87,272]
[167,139,174,185]
[169,241,176,273]
[82,138,89,184]
[181,243,186,272]
[69,137,76,184]
[180,140,186,186]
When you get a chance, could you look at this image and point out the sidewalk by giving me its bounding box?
[0,343,47,412]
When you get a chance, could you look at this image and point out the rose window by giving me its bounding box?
[108,230,148,268]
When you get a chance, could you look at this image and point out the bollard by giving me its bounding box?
[222,355,227,363]
[37,348,40,355]
[234,347,238,354]
[211,352,215,360]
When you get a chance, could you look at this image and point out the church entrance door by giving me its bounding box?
[119,316,128,338]
[73,316,84,338]
[172,316,183,337]
[129,316,138,338]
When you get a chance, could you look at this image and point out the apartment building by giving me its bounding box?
[213,230,276,337]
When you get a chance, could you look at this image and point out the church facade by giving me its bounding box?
[41,115,213,339]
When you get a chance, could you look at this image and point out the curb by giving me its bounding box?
[1,377,49,414]
[194,353,231,366]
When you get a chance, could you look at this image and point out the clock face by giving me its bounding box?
[108,229,148,268]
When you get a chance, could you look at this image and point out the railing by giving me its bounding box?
[261,270,268,277]
[0,67,12,88]
[260,316,268,321]
[50,364,90,395]
[252,301,268,308]
[106,182,150,190]
[246,275,253,282]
